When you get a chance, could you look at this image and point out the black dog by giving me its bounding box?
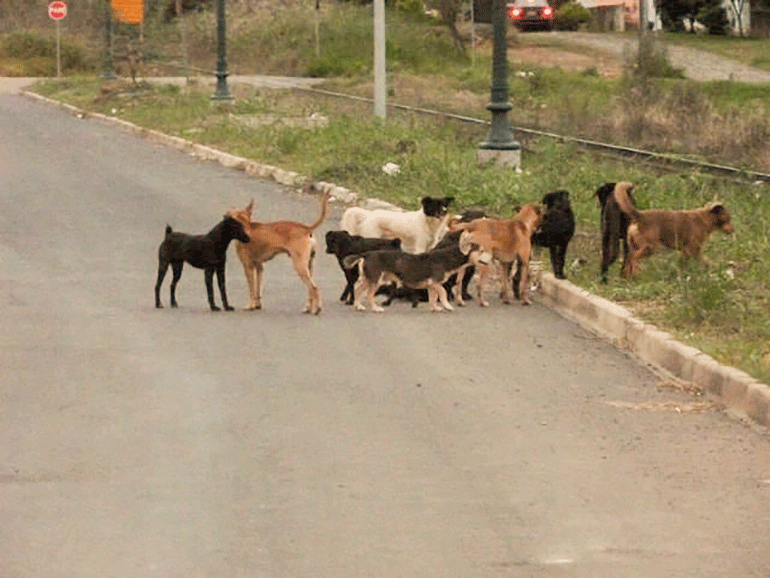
[155,215,250,311]
[595,182,636,283]
[325,230,402,305]
[530,190,575,279]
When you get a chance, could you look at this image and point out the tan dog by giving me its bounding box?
[228,183,330,314]
[613,181,734,278]
[450,203,543,306]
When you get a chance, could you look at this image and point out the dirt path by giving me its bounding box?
[515,31,770,83]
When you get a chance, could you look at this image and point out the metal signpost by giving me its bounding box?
[48,1,68,77]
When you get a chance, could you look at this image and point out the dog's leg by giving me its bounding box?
[253,263,265,309]
[451,270,465,307]
[431,282,453,312]
[518,257,532,305]
[155,262,169,308]
[551,245,567,279]
[476,263,491,307]
[623,235,641,278]
[169,262,183,308]
[461,266,474,302]
[353,276,367,311]
[427,285,441,311]
[512,261,522,301]
[342,264,357,305]
[601,231,619,284]
[366,280,385,313]
[239,260,259,310]
[292,251,321,315]
[215,265,233,311]
[204,268,221,311]
[500,261,514,304]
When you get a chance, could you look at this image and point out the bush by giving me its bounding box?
[0,30,93,74]
[555,2,591,31]
[697,3,729,35]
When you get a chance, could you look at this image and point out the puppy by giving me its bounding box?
[340,196,454,254]
[613,181,734,278]
[228,183,330,314]
[451,203,543,306]
[344,232,491,312]
[325,230,402,305]
[154,214,250,311]
[530,190,575,279]
[595,182,635,283]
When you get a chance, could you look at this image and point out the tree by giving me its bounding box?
[437,0,466,57]
[726,0,748,35]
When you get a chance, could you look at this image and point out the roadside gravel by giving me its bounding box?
[559,31,770,83]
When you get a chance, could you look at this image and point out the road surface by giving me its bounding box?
[2,86,770,577]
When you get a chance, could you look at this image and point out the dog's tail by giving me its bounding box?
[342,254,364,270]
[612,182,640,222]
[307,190,332,232]
[165,224,173,237]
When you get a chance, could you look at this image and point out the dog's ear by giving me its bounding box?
[245,199,254,215]
[443,196,455,206]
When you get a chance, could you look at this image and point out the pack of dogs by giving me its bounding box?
[155,180,734,314]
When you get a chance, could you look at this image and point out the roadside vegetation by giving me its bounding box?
[5,1,770,384]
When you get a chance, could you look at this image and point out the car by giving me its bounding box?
[507,0,555,30]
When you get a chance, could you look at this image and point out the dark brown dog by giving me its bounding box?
[228,183,330,314]
[343,233,492,312]
[450,203,543,306]
[595,182,636,283]
[613,181,734,278]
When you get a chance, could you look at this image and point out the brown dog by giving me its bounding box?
[450,203,543,306]
[613,181,734,278]
[228,183,330,314]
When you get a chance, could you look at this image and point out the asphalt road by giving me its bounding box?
[2,86,770,578]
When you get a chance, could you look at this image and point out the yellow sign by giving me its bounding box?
[112,0,143,23]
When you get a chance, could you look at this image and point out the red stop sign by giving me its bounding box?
[48,1,67,20]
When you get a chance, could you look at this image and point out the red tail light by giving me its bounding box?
[541,5,554,18]
[507,5,523,19]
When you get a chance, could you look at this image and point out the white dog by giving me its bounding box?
[340,196,454,254]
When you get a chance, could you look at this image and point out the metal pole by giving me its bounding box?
[212,0,232,102]
[478,0,520,168]
[102,0,115,79]
[373,0,386,119]
[56,20,61,77]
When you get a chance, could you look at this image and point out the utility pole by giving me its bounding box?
[373,0,386,119]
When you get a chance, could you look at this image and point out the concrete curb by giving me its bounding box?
[535,273,770,427]
[23,89,770,428]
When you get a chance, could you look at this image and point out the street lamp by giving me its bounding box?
[478,0,520,168]
[102,0,116,79]
[211,0,232,102]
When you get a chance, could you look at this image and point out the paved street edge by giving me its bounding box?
[23,89,770,429]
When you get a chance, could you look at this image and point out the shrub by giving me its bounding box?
[555,2,591,31]
[0,30,93,74]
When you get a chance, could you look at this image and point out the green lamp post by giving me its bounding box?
[212,0,233,102]
[478,0,520,168]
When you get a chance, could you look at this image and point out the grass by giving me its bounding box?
[17,3,770,386]
[660,31,770,71]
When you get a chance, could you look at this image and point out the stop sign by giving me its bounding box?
[48,1,67,20]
